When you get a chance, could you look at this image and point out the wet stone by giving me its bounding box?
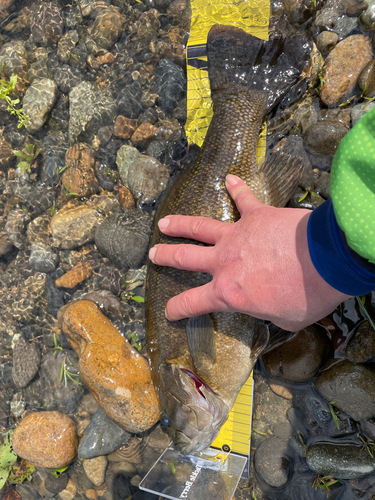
[0,135,13,169]
[316,31,339,53]
[30,2,63,47]
[351,101,375,126]
[83,456,107,486]
[127,156,169,204]
[304,120,348,155]
[54,65,83,94]
[347,1,368,16]
[5,207,30,250]
[117,186,135,209]
[358,60,375,96]
[12,411,77,468]
[320,35,373,107]
[346,320,375,362]
[10,391,26,417]
[153,59,186,114]
[116,82,144,119]
[12,337,41,388]
[131,122,159,147]
[92,263,123,296]
[79,407,130,459]
[146,139,175,166]
[23,350,84,414]
[61,143,98,199]
[332,15,358,40]
[58,30,79,63]
[262,326,332,383]
[116,144,141,186]
[315,7,340,29]
[62,300,160,433]
[0,41,28,79]
[44,473,69,495]
[95,208,152,269]
[306,442,375,479]
[90,6,126,50]
[254,437,291,488]
[23,78,58,133]
[315,359,375,420]
[359,0,375,28]
[114,116,139,139]
[55,262,93,289]
[29,243,59,273]
[85,290,131,320]
[45,274,64,317]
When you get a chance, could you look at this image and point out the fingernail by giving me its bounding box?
[226,174,239,186]
[149,247,156,261]
[164,307,170,321]
[158,217,170,230]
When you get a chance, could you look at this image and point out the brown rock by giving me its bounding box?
[320,35,373,107]
[262,326,333,383]
[58,479,77,500]
[0,136,13,169]
[346,320,375,362]
[55,261,93,289]
[131,122,159,147]
[62,301,160,433]
[61,143,98,198]
[97,53,115,65]
[346,1,368,16]
[117,186,135,209]
[114,116,138,139]
[269,383,293,400]
[107,437,144,464]
[12,411,77,468]
[83,456,107,486]
[85,490,98,500]
[157,118,181,142]
[358,60,375,95]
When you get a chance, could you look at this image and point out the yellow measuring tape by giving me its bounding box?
[185,0,271,456]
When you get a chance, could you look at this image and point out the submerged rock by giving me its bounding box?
[30,2,63,47]
[29,243,59,273]
[254,437,291,488]
[61,143,98,199]
[55,262,93,289]
[306,442,375,479]
[127,156,169,204]
[90,6,126,50]
[12,336,41,388]
[153,59,186,114]
[315,359,375,420]
[23,78,58,133]
[62,300,160,433]
[346,320,375,362]
[83,456,107,486]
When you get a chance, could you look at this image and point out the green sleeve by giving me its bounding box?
[330,105,375,265]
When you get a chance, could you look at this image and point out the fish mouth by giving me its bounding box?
[158,362,230,455]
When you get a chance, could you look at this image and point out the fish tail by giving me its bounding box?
[207,25,312,112]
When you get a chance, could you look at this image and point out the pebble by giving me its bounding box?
[12,336,41,388]
[360,418,375,440]
[29,243,59,273]
[10,391,26,417]
[23,78,58,133]
[332,15,358,40]
[316,31,339,53]
[315,359,375,420]
[351,101,375,126]
[45,473,69,495]
[304,120,348,155]
[359,0,375,27]
[131,122,160,147]
[117,186,135,209]
[95,208,152,269]
[0,135,13,169]
[30,2,63,47]
[153,59,186,114]
[127,155,169,204]
[84,290,130,320]
[58,30,79,63]
[262,326,332,383]
[315,7,340,29]
[78,406,130,459]
[83,456,108,486]
[57,479,77,500]
[12,411,77,468]
[116,145,142,185]
[346,1,368,16]
[130,475,141,487]
[269,382,294,400]
[358,60,375,95]
[306,442,375,479]
[345,320,375,362]
[54,65,83,95]
[62,300,160,433]
[320,35,373,107]
[55,262,93,289]
[109,461,138,476]
[116,82,144,119]
[90,6,126,50]
[114,116,139,139]
[108,437,144,464]
[254,437,291,488]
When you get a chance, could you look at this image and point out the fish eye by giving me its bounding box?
[161,415,170,426]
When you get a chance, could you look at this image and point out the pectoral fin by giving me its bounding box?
[249,322,270,365]
[186,314,216,367]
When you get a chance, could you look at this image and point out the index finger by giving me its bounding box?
[158,215,226,245]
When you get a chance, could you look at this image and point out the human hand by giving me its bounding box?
[148,174,351,331]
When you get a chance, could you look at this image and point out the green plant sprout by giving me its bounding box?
[356,295,375,330]
[313,475,338,497]
[329,401,340,430]
[48,200,56,216]
[13,143,41,175]
[358,432,375,458]
[51,465,69,478]
[168,458,178,474]
[360,82,375,109]
[0,74,29,128]
[127,331,142,351]
[121,277,145,303]
[298,190,320,203]
[59,354,82,387]
[252,428,267,436]
[298,432,307,455]
[252,492,258,500]
[54,162,70,177]
[65,182,79,197]
[339,96,355,108]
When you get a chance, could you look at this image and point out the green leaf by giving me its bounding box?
[298,191,309,203]
[59,360,64,382]
[0,431,17,469]
[356,296,375,330]
[17,161,29,168]
[130,296,145,303]
[50,465,69,478]
[311,191,320,199]
[8,460,36,484]
[12,150,29,160]
[329,402,340,430]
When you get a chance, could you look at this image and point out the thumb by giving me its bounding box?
[225,174,262,216]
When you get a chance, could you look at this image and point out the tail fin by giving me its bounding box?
[207,25,312,112]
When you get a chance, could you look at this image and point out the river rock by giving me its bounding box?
[117,187,135,209]
[83,456,107,486]
[358,60,375,96]
[55,262,93,289]
[90,6,126,50]
[304,120,348,155]
[315,7,340,29]
[346,320,375,362]
[114,116,138,139]
[116,145,141,185]
[116,82,144,119]
[23,350,84,414]
[306,442,375,479]
[315,359,375,420]
[0,41,28,79]
[131,122,159,147]
[84,290,130,320]
[54,65,83,94]
[62,300,160,433]
[23,78,57,133]
[44,474,69,495]
[12,336,41,388]
[78,407,130,459]
[69,81,117,142]
[347,1,368,16]
[359,0,375,28]
[50,193,118,249]
[262,326,332,383]
[153,59,186,114]
[332,15,358,40]
[12,411,77,468]
[30,2,63,46]
[316,31,339,53]
[29,243,59,273]
[254,437,291,488]
[351,101,375,126]
[58,30,79,63]
[320,35,373,107]
[95,208,152,269]
[127,156,169,204]
[61,143,98,198]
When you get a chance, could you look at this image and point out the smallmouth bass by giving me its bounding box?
[146,25,312,454]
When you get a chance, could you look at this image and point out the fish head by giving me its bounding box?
[157,361,230,455]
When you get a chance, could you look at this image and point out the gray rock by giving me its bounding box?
[316,31,339,53]
[304,120,348,156]
[69,81,117,142]
[54,65,83,94]
[78,407,131,459]
[351,101,375,126]
[95,208,152,270]
[332,15,358,40]
[315,359,375,421]
[28,49,53,84]
[254,437,291,488]
[12,337,41,388]
[45,473,69,494]
[0,388,10,422]
[306,442,375,479]
[23,350,84,414]
[90,6,126,50]
[5,207,30,250]
[0,41,29,78]
[315,8,340,29]
[153,59,186,115]
[10,391,26,417]
[45,274,64,317]
[29,243,59,273]
[30,2,63,46]
[116,82,144,119]
[346,320,375,362]
[15,483,41,500]
[58,30,79,63]
[85,290,131,321]
[23,78,58,133]
[116,145,141,186]
[127,156,169,205]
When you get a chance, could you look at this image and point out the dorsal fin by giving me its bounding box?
[186,314,216,368]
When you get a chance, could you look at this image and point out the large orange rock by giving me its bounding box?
[62,301,160,433]
[12,411,77,468]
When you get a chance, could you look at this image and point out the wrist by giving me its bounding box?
[307,200,375,296]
